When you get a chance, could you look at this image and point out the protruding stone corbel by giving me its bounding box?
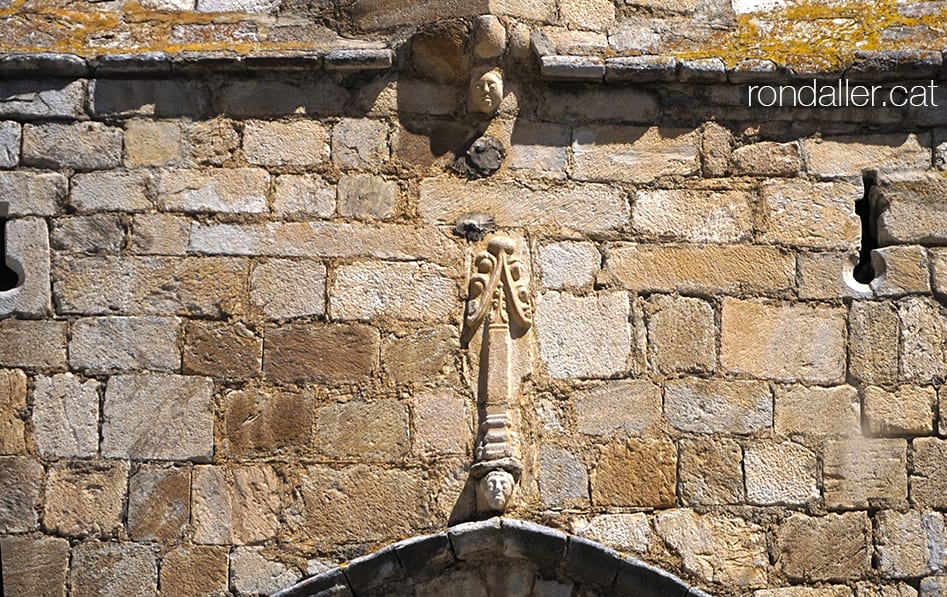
[462,235,531,514]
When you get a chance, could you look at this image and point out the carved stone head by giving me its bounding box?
[470,68,503,114]
[478,469,515,511]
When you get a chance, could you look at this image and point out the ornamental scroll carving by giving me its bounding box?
[462,235,531,514]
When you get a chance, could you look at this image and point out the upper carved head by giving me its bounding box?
[470,68,503,114]
[478,469,515,511]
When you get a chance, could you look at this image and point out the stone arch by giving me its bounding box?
[273,517,710,597]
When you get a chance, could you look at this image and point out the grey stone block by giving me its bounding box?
[343,546,405,593]
[500,518,568,573]
[394,533,455,577]
[540,56,605,82]
[564,535,621,588]
[606,56,677,83]
[90,79,210,118]
[0,218,50,317]
[245,54,323,71]
[448,517,502,560]
[613,558,691,597]
[91,52,172,75]
[678,58,726,84]
[171,52,247,74]
[0,53,88,77]
[325,49,394,70]
[848,50,942,81]
[728,58,783,84]
[0,80,86,119]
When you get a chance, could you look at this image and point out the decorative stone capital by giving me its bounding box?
[463,235,531,344]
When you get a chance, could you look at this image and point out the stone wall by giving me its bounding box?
[2,3,947,596]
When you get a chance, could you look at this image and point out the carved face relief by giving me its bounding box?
[479,469,515,511]
[470,69,503,114]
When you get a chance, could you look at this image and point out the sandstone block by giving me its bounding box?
[535,290,631,379]
[745,441,819,505]
[680,437,744,506]
[592,437,676,507]
[0,120,20,167]
[575,513,650,554]
[877,510,946,578]
[731,141,800,176]
[0,319,67,370]
[185,117,239,166]
[332,118,389,169]
[607,244,795,295]
[160,545,230,597]
[701,121,732,177]
[803,134,930,179]
[0,171,66,216]
[721,298,846,384]
[103,373,214,461]
[183,320,261,379]
[632,188,754,243]
[537,241,599,290]
[912,438,947,508]
[316,399,409,459]
[540,446,589,508]
[90,79,208,118]
[43,460,128,538]
[921,577,947,596]
[222,386,313,456]
[899,298,946,382]
[559,0,614,28]
[214,80,351,118]
[654,509,768,587]
[338,173,398,220]
[264,322,378,384]
[197,0,279,11]
[0,369,26,454]
[777,512,872,581]
[22,122,122,170]
[864,385,935,435]
[157,168,268,213]
[70,316,180,372]
[645,294,715,374]
[540,88,659,123]
[849,301,900,384]
[0,218,52,317]
[192,465,282,545]
[243,120,328,167]
[382,326,458,383]
[875,178,947,245]
[32,373,99,458]
[0,536,70,597]
[130,214,190,255]
[230,547,301,596]
[931,249,947,300]
[665,378,772,434]
[760,180,861,249]
[273,174,335,217]
[797,252,866,299]
[0,79,85,119]
[331,260,455,322]
[419,177,628,233]
[0,456,42,532]
[70,542,157,597]
[774,384,860,436]
[413,389,470,455]
[127,464,190,542]
[70,170,153,213]
[50,214,124,254]
[870,245,931,296]
[249,259,326,321]
[124,119,182,167]
[574,379,661,436]
[573,126,699,183]
[824,438,907,509]
[509,121,570,177]
[394,79,459,116]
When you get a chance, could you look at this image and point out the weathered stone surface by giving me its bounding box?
[592,437,676,507]
[537,241,599,290]
[273,174,335,217]
[849,301,900,384]
[0,319,67,369]
[0,79,85,119]
[540,88,659,123]
[731,141,800,176]
[50,214,124,254]
[921,577,947,596]
[0,456,42,531]
[535,291,631,379]
[128,464,190,542]
[680,436,744,506]
[632,188,754,243]
[899,298,946,382]
[559,0,614,28]
[607,244,795,295]
[70,542,157,597]
[0,536,70,597]
[877,510,947,578]
[419,177,628,233]
[745,441,819,505]
[875,178,947,245]
[803,134,930,179]
[665,378,772,434]
[290,464,429,543]
[22,122,122,170]
[382,326,458,384]
[264,322,378,384]
[0,120,20,167]
[32,373,99,458]
[192,465,282,545]
[912,438,947,508]
[701,121,732,177]
[338,173,398,220]
[70,170,153,213]
[230,547,301,596]
[160,545,230,597]
[0,218,51,318]
[760,180,861,249]
[157,167,268,213]
[90,79,207,118]
[332,118,389,169]
[575,513,649,553]
[222,386,312,456]
[774,384,860,436]
[871,245,931,296]
[777,513,872,581]
[413,389,469,455]
[330,260,456,322]
[540,446,589,508]
[183,320,261,379]
[655,509,768,587]
[0,369,26,454]
[53,256,247,317]
[797,252,867,300]
[864,385,935,435]
[130,214,189,255]
[243,119,328,167]
[645,294,715,373]
[721,298,846,384]
[185,117,238,166]
[249,259,326,321]
[103,373,214,461]
[124,119,182,167]
[824,438,907,509]
[70,316,180,372]
[316,399,409,459]
[354,0,553,28]
[1,171,66,216]
[574,379,661,436]
[509,121,570,177]
[43,460,128,538]
[573,126,699,183]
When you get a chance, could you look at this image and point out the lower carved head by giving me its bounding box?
[471,68,503,114]
[479,469,515,511]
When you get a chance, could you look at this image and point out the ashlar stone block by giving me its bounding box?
[0,218,51,317]
[243,119,328,167]
[777,512,871,581]
[69,316,180,372]
[632,188,753,243]
[645,294,715,374]
[665,378,772,434]
[574,379,661,437]
[70,542,157,597]
[192,465,282,545]
[183,320,262,380]
[0,536,70,597]
[680,436,744,506]
[849,301,900,385]
[899,298,946,382]
[912,438,947,508]
[824,438,907,509]
[745,441,819,505]
[22,122,122,170]
[32,373,99,458]
[332,118,389,169]
[760,179,861,249]
[43,460,128,538]
[330,260,455,322]
[160,545,230,597]
[0,455,43,532]
[273,174,335,217]
[0,368,26,454]
[539,446,589,508]
[127,464,190,542]
[774,384,860,437]
[0,120,20,167]
[864,385,935,435]
[876,510,947,578]
[592,437,676,507]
